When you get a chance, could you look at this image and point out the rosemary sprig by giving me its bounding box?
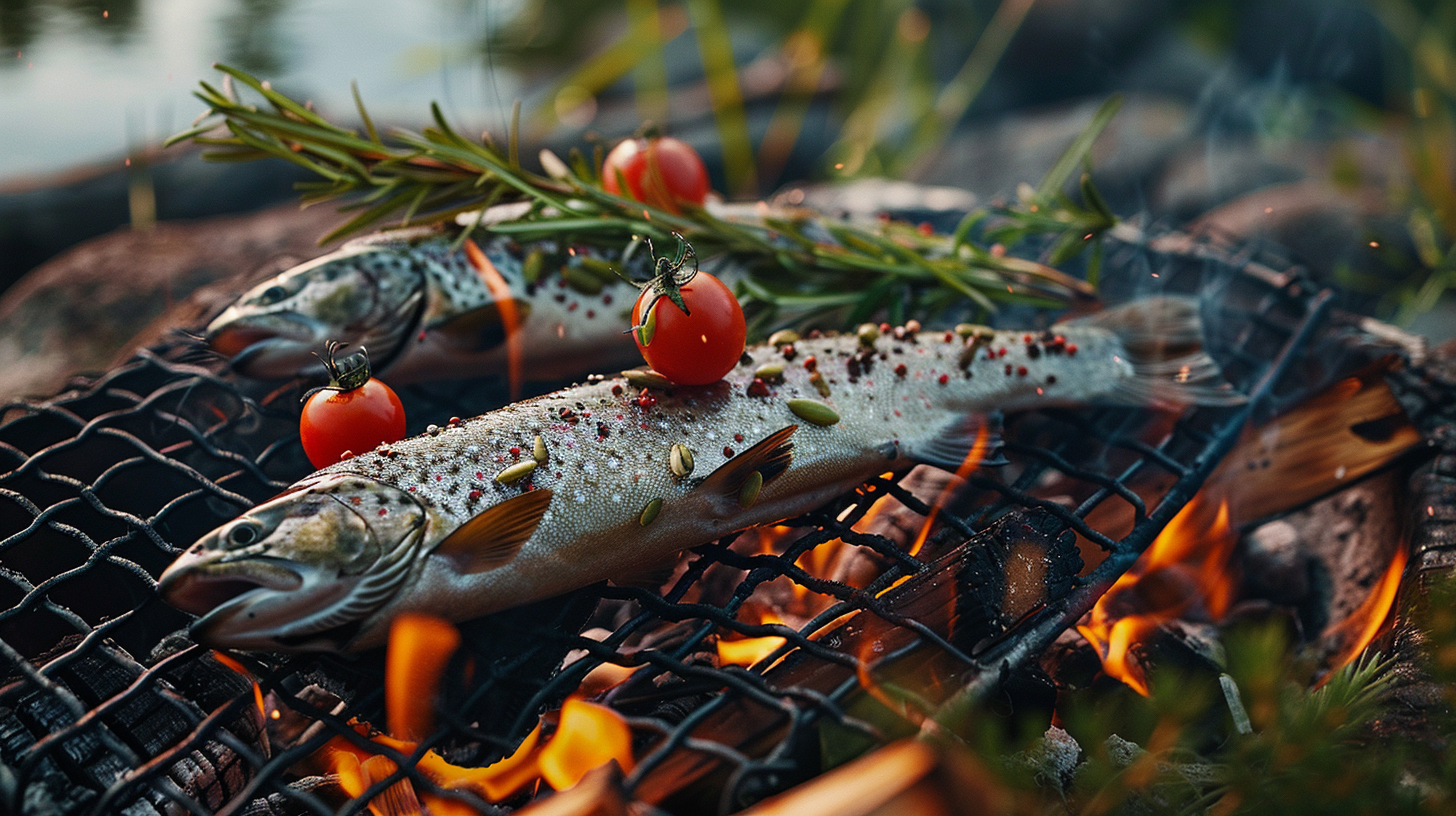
[170,65,1117,330]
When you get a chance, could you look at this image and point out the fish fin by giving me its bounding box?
[428,302,532,352]
[1214,360,1424,527]
[611,557,680,591]
[905,413,1007,471]
[1060,296,1247,407]
[698,426,797,504]
[434,489,553,574]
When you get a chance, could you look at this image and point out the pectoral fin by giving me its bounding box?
[905,413,1006,472]
[428,301,533,352]
[435,489,553,574]
[697,426,797,508]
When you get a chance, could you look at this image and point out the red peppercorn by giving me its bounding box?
[895,363,908,377]
[938,373,950,384]
[724,446,734,457]
[734,433,745,442]
[1005,364,1013,375]
[746,378,771,397]
[803,355,817,372]
[509,446,521,458]
[1017,366,1028,377]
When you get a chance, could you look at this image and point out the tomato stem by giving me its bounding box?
[304,341,373,402]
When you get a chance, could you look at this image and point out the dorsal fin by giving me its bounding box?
[697,426,796,506]
[435,489,552,574]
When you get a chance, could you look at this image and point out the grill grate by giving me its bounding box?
[0,228,1341,815]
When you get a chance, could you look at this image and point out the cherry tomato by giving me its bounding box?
[602,136,711,213]
[632,270,746,386]
[301,376,406,469]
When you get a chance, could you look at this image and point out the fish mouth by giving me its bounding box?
[206,313,327,377]
[158,558,304,616]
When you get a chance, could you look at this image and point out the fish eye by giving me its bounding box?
[227,522,261,547]
[257,285,290,305]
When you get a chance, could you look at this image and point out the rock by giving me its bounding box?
[0,203,345,400]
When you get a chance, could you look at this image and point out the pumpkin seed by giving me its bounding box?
[576,256,619,283]
[738,471,763,508]
[787,398,840,426]
[623,368,673,390]
[533,435,548,464]
[810,371,831,397]
[562,266,604,295]
[670,443,694,477]
[639,497,663,526]
[495,460,537,484]
[856,323,880,346]
[767,329,801,347]
[523,250,545,284]
[753,362,785,382]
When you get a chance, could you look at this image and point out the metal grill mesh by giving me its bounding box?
[0,229,1335,815]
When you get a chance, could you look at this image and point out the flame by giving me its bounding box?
[464,238,524,401]
[212,652,267,722]
[718,612,789,667]
[537,697,636,790]
[387,613,462,741]
[313,698,632,808]
[1322,541,1408,680]
[1078,494,1237,696]
[908,424,991,558]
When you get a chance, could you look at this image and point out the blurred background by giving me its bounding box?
[0,0,1453,385]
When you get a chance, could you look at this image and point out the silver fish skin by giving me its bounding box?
[207,226,647,382]
[160,298,1239,652]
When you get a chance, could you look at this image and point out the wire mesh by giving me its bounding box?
[0,226,1338,815]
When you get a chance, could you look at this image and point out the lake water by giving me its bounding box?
[0,0,525,185]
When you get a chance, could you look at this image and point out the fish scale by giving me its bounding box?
[160,298,1241,652]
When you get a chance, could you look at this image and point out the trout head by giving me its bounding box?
[158,474,428,652]
[207,240,426,379]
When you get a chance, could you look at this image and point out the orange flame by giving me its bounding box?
[537,697,636,790]
[1322,541,1408,680]
[718,612,789,667]
[464,238,524,401]
[212,652,267,722]
[1078,494,1237,696]
[387,613,462,742]
[908,424,991,558]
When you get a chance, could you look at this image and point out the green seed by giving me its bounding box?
[753,362,785,382]
[857,323,880,346]
[562,266,604,296]
[810,371,831,397]
[533,435,548,464]
[523,250,545,284]
[670,443,694,477]
[576,256,619,283]
[639,497,663,526]
[495,460,537,484]
[623,368,673,390]
[636,303,657,346]
[788,398,840,426]
[953,323,978,337]
[767,329,801,347]
[738,471,763,508]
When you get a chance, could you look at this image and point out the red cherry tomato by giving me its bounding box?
[301,377,406,468]
[602,137,711,213]
[632,271,746,386]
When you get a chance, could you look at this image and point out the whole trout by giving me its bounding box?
[160,298,1240,652]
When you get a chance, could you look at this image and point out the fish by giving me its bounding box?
[158,297,1243,652]
[206,222,655,383]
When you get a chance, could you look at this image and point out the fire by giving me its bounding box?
[211,651,267,722]
[387,613,462,741]
[464,238,524,401]
[1078,494,1237,696]
[307,614,634,810]
[908,424,991,558]
[718,611,789,667]
[1321,541,1408,680]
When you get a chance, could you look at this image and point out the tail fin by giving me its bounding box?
[1061,296,1247,407]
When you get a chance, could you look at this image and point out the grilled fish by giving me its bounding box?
[159,298,1241,652]
[207,224,653,383]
